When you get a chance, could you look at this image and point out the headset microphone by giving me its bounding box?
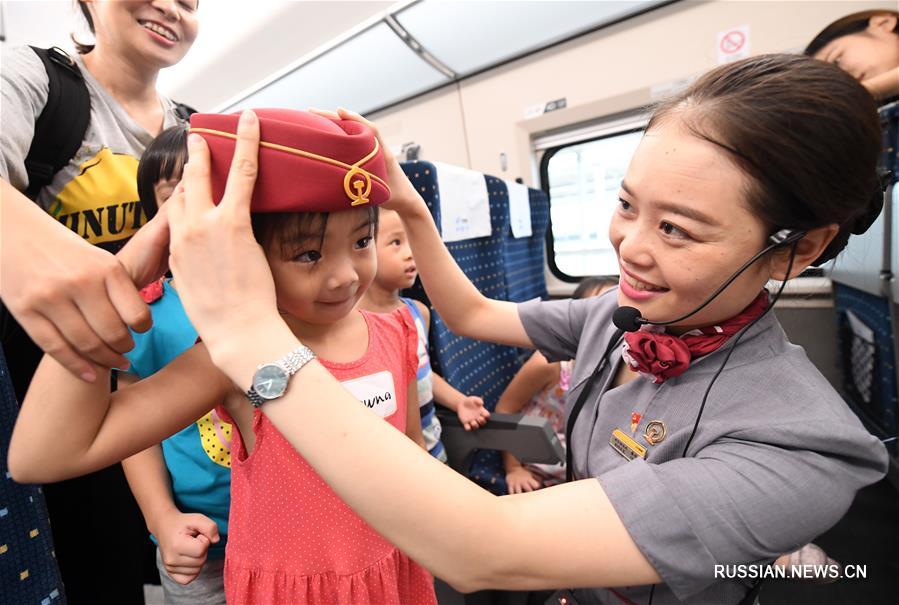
[612,228,806,332]
[611,306,644,333]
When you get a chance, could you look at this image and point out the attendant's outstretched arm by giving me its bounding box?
[311,108,533,349]
[167,111,660,592]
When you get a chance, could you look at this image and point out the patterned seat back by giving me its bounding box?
[831,101,899,455]
[503,187,549,303]
[834,285,898,455]
[400,162,522,493]
[503,187,550,364]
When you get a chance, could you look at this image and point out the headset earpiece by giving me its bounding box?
[768,229,806,248]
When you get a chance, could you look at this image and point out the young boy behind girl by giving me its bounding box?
[361,208,490,461]
[11,109,436,605]
[122,124,229,604]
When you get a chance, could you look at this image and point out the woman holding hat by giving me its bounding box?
[0,1,198,601]
[11,54,890,604]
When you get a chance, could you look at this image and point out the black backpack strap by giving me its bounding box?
[24,46,91,200]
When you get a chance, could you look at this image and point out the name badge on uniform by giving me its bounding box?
[341,371,397,418]
[610,428,647,461]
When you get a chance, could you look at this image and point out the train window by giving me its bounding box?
[540,125,644,280]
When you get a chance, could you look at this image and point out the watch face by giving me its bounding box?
[253,364,289,400]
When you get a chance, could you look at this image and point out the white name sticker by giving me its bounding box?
[341,371,397,418]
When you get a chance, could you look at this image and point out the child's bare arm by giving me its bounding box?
[9,343,231,483]
[495,352,558,415]
[122,446,178,536]
[495,352,559,476]
[404,380,427,450]
[414,301,489,430]
[116,372,181,532]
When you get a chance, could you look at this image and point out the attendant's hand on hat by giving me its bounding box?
[168,110,282,360]
[310,107,426,217]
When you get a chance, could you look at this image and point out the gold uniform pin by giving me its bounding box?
[643,420,667,446]
[610,428,647,461]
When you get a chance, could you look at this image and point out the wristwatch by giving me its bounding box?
[245,345,315,407]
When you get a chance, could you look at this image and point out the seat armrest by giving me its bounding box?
[437,409,564,473]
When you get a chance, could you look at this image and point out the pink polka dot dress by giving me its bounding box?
[220,308,437,604]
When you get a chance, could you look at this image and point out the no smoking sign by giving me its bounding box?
[717,25,750,64]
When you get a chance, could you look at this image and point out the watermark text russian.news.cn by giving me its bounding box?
[714,564,867,581]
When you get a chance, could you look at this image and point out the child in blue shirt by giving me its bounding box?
[122,126,228,604]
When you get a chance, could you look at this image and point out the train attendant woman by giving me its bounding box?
[14,53,890,605]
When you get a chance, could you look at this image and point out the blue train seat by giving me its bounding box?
[503,185,550,364]
[834,285,898,454]
[400,162,526,494]
[830,100,899,457]
[504,187,550,304]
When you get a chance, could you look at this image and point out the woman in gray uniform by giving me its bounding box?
[11,54,890,605]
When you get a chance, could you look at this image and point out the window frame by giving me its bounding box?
[539,123,646,283]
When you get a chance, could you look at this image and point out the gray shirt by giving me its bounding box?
[1,46,180,252]
[518,289,888,605]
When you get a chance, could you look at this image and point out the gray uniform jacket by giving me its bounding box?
[518,289,888,605]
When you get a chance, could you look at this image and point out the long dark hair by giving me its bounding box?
[805,10,899,57]
[647,54,882,266]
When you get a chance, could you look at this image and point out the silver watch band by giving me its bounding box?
[245,345,315,407]
[247,387,266,408]
[278,345,316,375]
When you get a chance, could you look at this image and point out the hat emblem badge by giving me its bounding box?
[345,167,372,206]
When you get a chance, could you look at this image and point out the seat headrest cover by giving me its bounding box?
[189,108,390,213]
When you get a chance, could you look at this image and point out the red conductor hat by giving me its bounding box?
[189,108,390,212]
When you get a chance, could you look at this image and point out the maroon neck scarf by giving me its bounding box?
[621,291,769,384]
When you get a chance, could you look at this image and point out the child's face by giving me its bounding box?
[154,177,180,208]
[814,15,899,82]
[373,210,417,291]
[265,208,377,325]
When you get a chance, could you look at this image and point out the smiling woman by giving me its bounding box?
[92,56,885,605]
[0,1,200,602]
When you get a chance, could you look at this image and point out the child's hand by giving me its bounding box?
[155,510,220,585]
[506,466,542,494]
[310,107,426,216]
[456,395,490,431]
